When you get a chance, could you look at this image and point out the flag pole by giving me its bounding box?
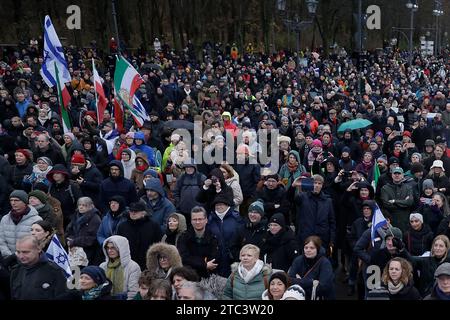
[111,0,121,54]
[92,58,99,122]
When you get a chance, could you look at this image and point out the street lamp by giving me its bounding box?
[433,0,444,55]
[406,0,418,65]
[277,0,319,71]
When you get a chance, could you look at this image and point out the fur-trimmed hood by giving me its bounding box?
[146,242,182,272]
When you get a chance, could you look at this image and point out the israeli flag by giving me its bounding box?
[40,15,71,87]
[46,235,72,278]
[371,203,387,246]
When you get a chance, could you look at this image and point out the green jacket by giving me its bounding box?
[223,262,271,300]
[380,181,414,232]
[278,150,305,189]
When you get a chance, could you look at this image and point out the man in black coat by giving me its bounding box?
[99,160,138,213]
[230,200,268,261]
[177,206,219,278]
[293,174,336,253]
[10,235,67,300]
[256,174,289,223]
[32,133,66,166]
[117,201,162,270]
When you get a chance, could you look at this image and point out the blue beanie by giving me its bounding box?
[81,266,108,286]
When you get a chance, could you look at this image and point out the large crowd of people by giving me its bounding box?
[0,38,449,300]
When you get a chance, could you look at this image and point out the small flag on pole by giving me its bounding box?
[46,235,72,278]
[371,162,381,190]
[371,202,387,246]
[92,59,108,124]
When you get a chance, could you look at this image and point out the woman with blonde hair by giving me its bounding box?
[220,163,243,211]
[381,257,421,300]
[406,234,450,297]
[223,244,271,300]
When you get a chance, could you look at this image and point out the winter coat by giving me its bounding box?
[403,224,434,256]
[0,206,42,257]
[223,262,271,300]
[278,150,305,189]
[100,161,138,212]
[294,191,336,247]
[288,252,335,300]
[116,215,162,270]
[436,216,450,239]
[33,146,66,166]
[424,156,450,177]
[65,208,102,266]
[381,281,421,300]
[173,168,206,216]
[75,161,103,209]
[225,176,243,210]
[263,228,300,272]
[380,182,415,232]
[404,251,450,297]
[130,153,150,194]
[256,185,289,222]
[10,162,33,190]
[233,163,260,199]
[208,209,245,277]
[100,235,141,300]
[145,242,182,279]
[196,184,235,215]
[35,203,56,229]
[161,213,187,246]
[141,179,176,233]
[10,255,68,300]
[121,149,136,180]
[231,219,268,262]
[177,228,220,278]
[96,196,128,246]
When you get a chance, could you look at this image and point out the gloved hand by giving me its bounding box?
[392,237,404,251]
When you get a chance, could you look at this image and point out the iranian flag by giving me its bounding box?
[54,62,72,133]
[372,162,381,190]
[92,59,108,124]
[114,56,149,127]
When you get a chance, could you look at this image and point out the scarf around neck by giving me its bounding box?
[10,206,31,225]
[238,259,264,283]
[82,283,108,300]
[387,281,404,295]
[106,259,124,295]
[436,285,450,300]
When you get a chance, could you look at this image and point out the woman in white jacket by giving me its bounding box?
[220,163,243,211]
[100,235,141,300]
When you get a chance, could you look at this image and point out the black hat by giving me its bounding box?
[212,194,233,207]
[269,272,289,288]
[128,201,147,212]
[388,156,399,165]
[410,163,424,174]
[269,213,286,229]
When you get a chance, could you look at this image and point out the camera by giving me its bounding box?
[211,177,218,184]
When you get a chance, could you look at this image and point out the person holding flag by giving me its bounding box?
[40,15,72,134]
[114,56,150,129]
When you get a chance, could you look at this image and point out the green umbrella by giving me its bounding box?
[338,119,373,133]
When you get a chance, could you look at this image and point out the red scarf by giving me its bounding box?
[287,160,299,173]
[10,206,31,225]
[136,164,149,172]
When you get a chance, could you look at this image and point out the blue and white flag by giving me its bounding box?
[371,203,387,246]
[130,95,150,127]
[40,15,71,87]
[46,235,72,278]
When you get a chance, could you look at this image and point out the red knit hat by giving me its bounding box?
[71,153,86,165]
[15,149,32,161]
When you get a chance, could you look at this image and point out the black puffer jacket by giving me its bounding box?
[231,218,268,262]
[263,228,300,272]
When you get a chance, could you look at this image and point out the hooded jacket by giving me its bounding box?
[161,213,187,246]
[145,242,182,279]
[141,179,176,233]
[100,160,138,212]
[0,206,43,257]
[131,132,156,166]
[121,149,136,180]
[263,227,300,272]
[97,195,128,246]
[278,150,305,189]
[173,163,207,215]
[100,235,141,300]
